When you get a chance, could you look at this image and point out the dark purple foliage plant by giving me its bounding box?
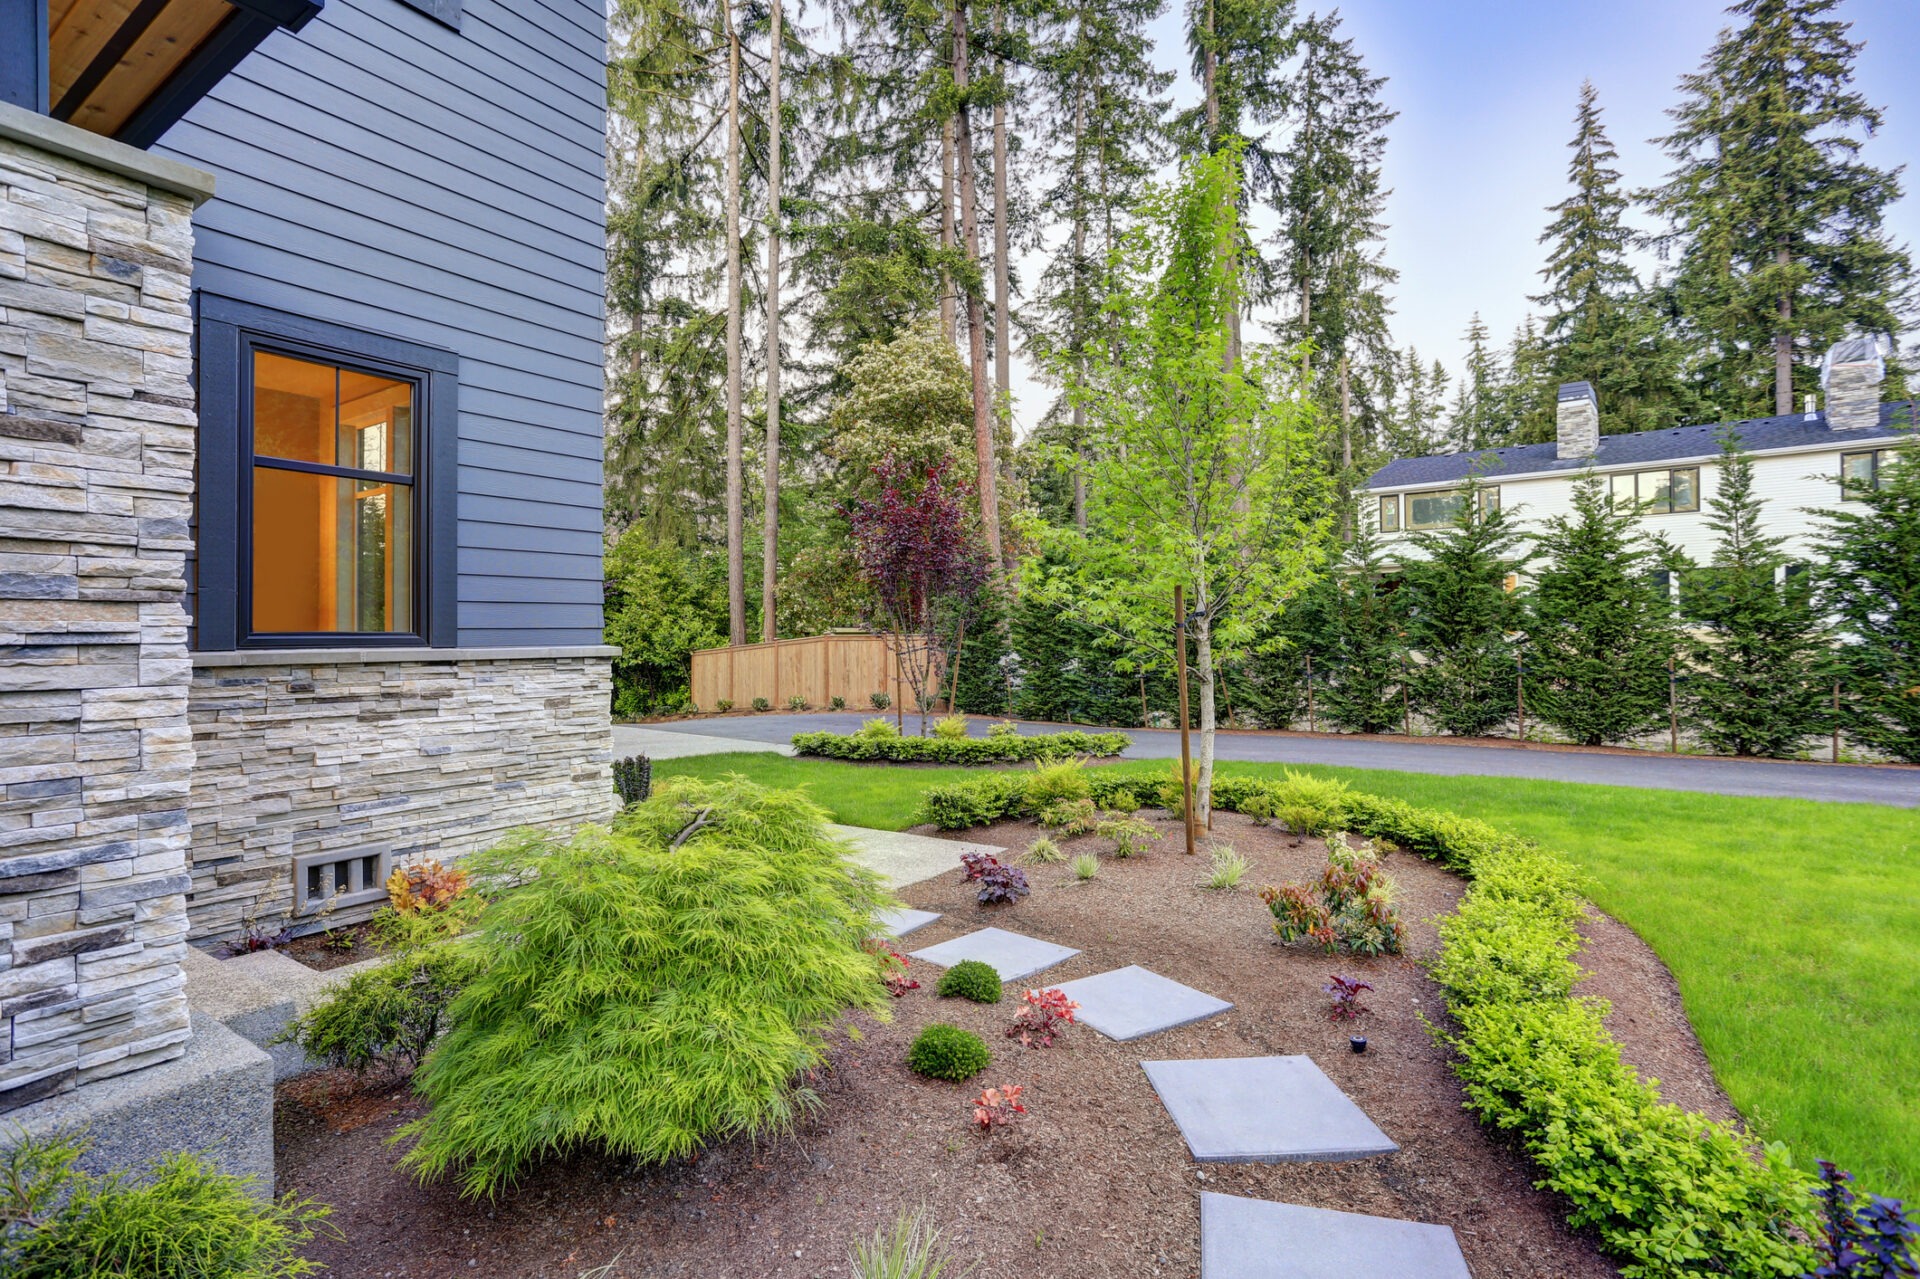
[960,850,1030,906]
[1808,1161,1918,1278]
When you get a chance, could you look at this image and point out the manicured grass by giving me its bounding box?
[656,751,1920,1200]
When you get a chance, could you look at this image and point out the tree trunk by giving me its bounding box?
[1339,355,1352,538]
[952,0,1004,564]
[1202,0,1218,142]
[992,4,1011,410]
[1774,244,1793,416]
[723,6,746,646]
[941,119,958,344]
[759,0,783,643]
[1070,80,1088,529]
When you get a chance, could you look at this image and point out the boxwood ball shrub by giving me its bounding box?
[935,958,1003,1003]
[907,1024,992,1081]
[395,777,893,1197]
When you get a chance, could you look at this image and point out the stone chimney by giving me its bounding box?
[1822,336,1888,433]
[1556,381,1599,460]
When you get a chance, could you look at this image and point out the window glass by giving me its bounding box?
[1841,451,1877,496]
[1377,494,1400,533]
[1408,489,1463,529]
[1644,471,1674,514]
[1611,474,1638,510]
[1479,487,1501,515]
[250,349,417,636]
[1668,468,1699,512]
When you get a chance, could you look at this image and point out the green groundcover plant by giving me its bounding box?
[915,766,1830,1277]
[906,1025,991,1082]
[0,1133,333,1278]
[791,728,1128,765]
[395,777,895,1198]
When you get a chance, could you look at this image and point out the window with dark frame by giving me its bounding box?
[1609,466,1700,515]
[194,295,458,652]
[1377,493,1400,533]
[1404,485,1499,530]
[1840,448,1896,498]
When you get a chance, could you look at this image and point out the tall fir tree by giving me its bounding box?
[1680,433,1830,757]
[1525,474,1676,746]
[1529,81,1700,439]
[1813,435,1920,763]
[1447,314,1505,451]
[1648,0,1914,419]
[1315,510,1406,734]
[1401,480,1527,736]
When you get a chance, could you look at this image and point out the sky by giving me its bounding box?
[1006,0,1920,436]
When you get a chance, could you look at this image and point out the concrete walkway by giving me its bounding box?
[830,823,995,889]
[619,712,1917,807]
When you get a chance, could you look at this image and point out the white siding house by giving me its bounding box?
[1365,339,1912,574]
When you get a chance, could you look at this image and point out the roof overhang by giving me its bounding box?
[7,0,322,149]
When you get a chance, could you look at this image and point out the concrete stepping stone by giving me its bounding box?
[874,907,941,938]
[1143,1055,1397,1163]
[908,927,1079,982]
[1199,1193,1469,1278]
[1047,965,1233,1042]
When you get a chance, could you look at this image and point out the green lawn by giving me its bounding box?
[657,751,1920,1200]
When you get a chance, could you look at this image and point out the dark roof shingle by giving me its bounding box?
[1367,401,1914,490]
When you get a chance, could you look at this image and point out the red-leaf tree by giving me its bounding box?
[850,456,993,734]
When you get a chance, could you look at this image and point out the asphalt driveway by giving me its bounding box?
[617,712,1918,808]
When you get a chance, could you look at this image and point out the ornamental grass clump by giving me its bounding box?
[908,1024,991,1081]
[395,777,893,1197]
[936,959,1002,1003]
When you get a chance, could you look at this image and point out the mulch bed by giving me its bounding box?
[276,810,1740,1278]
[283,920,391,972]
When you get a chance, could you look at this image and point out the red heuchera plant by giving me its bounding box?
[1324,973,1373,1021]
[864,939,920,997]
[848,456,993,734]
[972,1083,1026,1131]
[1008,987,1079,1047]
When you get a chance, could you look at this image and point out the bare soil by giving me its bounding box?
[276,811,1741,1279]
[283,920,390,972]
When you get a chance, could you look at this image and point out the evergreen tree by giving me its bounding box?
[1526,474,1676,746]
[1228,584,1324,730]
[1375,346,1448,459]
[1447,314,1505,450]
[1680,433,1830,757]
[1401,480,1526,736]
[1648,0,1914,419]
[952,583,1013,715]
[1316,510,1406,734]
[1528,82,1702,438]
[1814,435,1920,763]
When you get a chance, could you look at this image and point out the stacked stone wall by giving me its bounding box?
[0,133,199,1110]
[186,652,615,940]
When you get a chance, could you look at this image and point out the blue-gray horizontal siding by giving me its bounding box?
[161,0,608,647]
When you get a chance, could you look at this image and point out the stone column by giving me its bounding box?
[0,104,213,1112]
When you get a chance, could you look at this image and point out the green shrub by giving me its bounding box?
[0,1133,332,1279]
[280,943,479,1076]
[751,697,773,712]
[987,720,1019,739]
[1096,814,1159,858]
[935,959,1002,1003]
[612,754,652,806]
[1026,758,1091,809]
[857,717,901,740]
[715,698,735,712]
[1038,797,1099,836]
[395,777,893,1196]
[792,728,1129,765]
[870,691,892,710]
[1090,772,1163,810]
[1266,769,1352,835]
[1257,833,1404,956]
[829,696,847,711]
[933,714,970,740]
[917,773,1028,829]
[907,1024,991,1081]
[787,695,809,712]
[1105,788,1140,813]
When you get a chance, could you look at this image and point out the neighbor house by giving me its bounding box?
[1,0,613,1169]
[1365,338,1913,577]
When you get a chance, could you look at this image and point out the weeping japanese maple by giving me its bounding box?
[849,456,994,733]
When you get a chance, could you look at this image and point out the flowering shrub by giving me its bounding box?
[1808,1160,1917,1277]
[960,851,1029,905]
[1324,974,1374,1021]
[1007,988,1079,1048]
[972,1084,1026,1131]
[1257,834,1403,956]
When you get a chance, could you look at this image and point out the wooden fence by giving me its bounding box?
[690,633,941,713]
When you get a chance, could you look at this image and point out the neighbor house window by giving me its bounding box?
[1610,467,1700,514]
[1377,494,1400,532]
[250,352,416,635]
[1840,449,1896,497]
[1405,486,1499,530]
[194,295,457,651]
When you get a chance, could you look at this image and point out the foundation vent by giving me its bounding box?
[292,846,392,915]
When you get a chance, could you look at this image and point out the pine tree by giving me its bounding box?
[1401,480,1526,736]
[1529,82,1702,438]
[1648,0,1914,419]
[1447,314,1505,451]
[1814,435,1920,763]
[1316,510,1406,734]
[1680,433,1830,757]
[1526,474,1676,746]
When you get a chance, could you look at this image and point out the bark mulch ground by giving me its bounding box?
[276,811,1739,1279]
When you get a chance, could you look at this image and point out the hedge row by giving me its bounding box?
[790,728,1129,765]
[916,768,1820,1276]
